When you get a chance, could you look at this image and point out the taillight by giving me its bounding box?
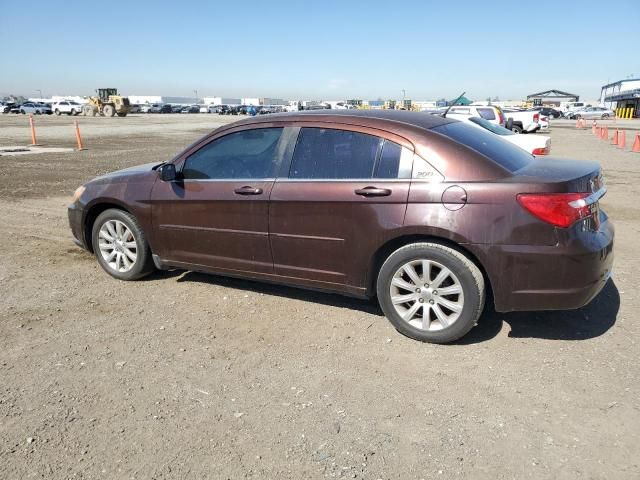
[517,192,593,228]
[532,147,548,155]
[498,108,505,125]
[533,113,539,122]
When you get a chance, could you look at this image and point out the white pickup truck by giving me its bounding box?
[502,109,541,134]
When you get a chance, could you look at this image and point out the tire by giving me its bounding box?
[511,125,522,134]
[20,110,25,114]
[70,109,76,116]
[103,104,115,117]
[83,105,96,116]
[574,114,581,120]
[91,209,155,281]
[376,242,485,344]
[116,112,127,117]
[55,109,61,116]
[602,114,609,119]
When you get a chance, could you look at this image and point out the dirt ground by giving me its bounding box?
[1,113,639,479]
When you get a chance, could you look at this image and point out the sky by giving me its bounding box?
[1,0,638,101]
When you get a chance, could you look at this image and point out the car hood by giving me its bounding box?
[91,162,161,183]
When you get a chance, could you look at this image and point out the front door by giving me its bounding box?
[269,126,413,292]
[151,126,286,274]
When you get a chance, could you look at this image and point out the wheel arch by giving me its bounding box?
[367,234,493,303]
[83,201,131,253]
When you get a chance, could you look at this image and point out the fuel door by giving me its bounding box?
[441,185,468,211]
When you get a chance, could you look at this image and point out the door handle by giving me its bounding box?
[234,186,263,195]
[354,186,392,197]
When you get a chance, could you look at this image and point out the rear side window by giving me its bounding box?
[182,128,283,179]
[476,107,496,120]
[432,122,533,172]
[291,128,403,179]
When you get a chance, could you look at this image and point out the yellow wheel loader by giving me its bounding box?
[83,88,130,117]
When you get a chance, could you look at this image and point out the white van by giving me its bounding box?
[559,101,586,114]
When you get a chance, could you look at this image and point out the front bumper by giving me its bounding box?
[68,202,88,250]
[471,216,614,312]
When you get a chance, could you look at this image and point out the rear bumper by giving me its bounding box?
[470,217,614,312]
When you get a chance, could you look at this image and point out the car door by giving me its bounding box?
[269,125,413,293]
[150,126,286,274]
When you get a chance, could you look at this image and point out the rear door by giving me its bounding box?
[150,126,286,274]
[269,125,413,292]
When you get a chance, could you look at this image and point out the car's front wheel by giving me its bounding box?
[91,209,155,281]
[377,242,485,343]
[602,113,610,119]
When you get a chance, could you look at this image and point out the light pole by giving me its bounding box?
[36,89,43,99]
[194,89,198,103]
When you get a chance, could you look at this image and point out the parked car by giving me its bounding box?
[446,114,551,155]
[139,104,152,113]
[1,102,17,113]
[148,104,164,113]
[128,104,141,114]
[559,101,587,116]
[52,100,84,116]
[502,109,540,133]
[199,105,209,113]
[68,110,613,344]
[533,107,562,119]
[170,104,183,113]
[216,105,231,115]
[180,105,200,114]
[18,102,52,115]
[567,107,614,120]
[447,105,506,127]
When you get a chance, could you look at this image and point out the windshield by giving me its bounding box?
[469,117,515,136]
[432,121,533,173]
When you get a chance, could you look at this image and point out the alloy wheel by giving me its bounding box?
[389,259,464,331]
[98,220,138,273]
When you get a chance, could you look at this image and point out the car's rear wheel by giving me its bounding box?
[602,114,609,119]
[55,109,61,115]
[377,242,485,343]
[511,125,522,134]
[91,209,155,281]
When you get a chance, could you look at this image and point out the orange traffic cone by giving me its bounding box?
[617,130,626,150]
[576,119,582,129]
[602,126,609,140]
[611,129,619,145]
[592,122,597,134]
[632,133,640,153]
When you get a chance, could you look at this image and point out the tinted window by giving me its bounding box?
[290,128,382,179]
[374,140,402,178]
[432,122,533,172]
[182,128,283,179]
[469,117,514,136]
[477,107,496,120]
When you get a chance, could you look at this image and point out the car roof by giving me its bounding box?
[231,109,457,131]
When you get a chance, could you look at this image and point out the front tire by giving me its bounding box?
[602,114,609,119]
[91,209,155,281]
[377,242,485,343]
[103,104,115,117]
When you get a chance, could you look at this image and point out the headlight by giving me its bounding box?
[71,185,86,203]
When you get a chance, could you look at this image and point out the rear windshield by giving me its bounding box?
[432,121,533,172]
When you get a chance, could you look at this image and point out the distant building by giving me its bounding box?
[600,79,640,116]
[127,95,198,105]
[526,89,579,106]
[203,97,241,105]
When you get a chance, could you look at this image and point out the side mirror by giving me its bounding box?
[159,163,177,182]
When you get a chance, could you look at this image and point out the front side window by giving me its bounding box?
[182,128,283,179]
[290,128,405,179]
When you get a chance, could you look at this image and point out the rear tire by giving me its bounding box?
[55,109,61,115]
[602,114,609,119]
[377,242,485,344]
[116,112,127,117]
[83,105,96,116]
[511,125,522,134]
[91,209,155,281]
[103,104,115,117]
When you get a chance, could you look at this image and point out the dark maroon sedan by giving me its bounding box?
[68,110,613,343]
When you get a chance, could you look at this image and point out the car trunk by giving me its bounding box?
[512,157,602,193]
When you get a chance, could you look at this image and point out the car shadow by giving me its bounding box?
[153,270,619,343]
[457,279,620,344]
[172,270,382,316]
